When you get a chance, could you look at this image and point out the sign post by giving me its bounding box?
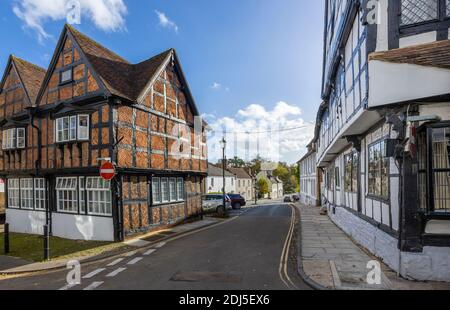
[100,162,116,181]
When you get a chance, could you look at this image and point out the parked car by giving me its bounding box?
[292,195,300,202]
[202,194,232,215]
[283,196,293,203]
[227,194,246,210]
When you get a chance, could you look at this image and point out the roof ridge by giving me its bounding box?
[65,24,130,64]
[132,48,173,67]
[11,55,46,73]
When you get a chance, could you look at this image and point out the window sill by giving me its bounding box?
[366,194,390,204]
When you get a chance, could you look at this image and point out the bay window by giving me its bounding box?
[55,114,89,143]
[2,128,25,150]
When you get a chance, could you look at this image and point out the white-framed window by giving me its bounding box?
[34,178,46,210]
[7,179,20,208]
[56,177,78,213]
[55,114,90,143]
[70,116,77,140]
[177,178,184,201]
[152,177,161,204]
[161,178,169,203]
[78,115,89,140]
[17,128,25,149]
[86,177,112,216]
[20,179,33,210]
[79,177,86,213]
[169,178,177,202]
[2,128,25,150]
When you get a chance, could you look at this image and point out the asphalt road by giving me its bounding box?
[0,204,310,290]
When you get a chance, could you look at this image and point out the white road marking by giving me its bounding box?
[82,268,105,279]
[125,251,137,257]
[154,242,166,248]
[83,281,104,290]
[106,267,127,278]
[107,258,125,267]
[127,257,143,265]
[58,283,78,291]
[144,249,156,256]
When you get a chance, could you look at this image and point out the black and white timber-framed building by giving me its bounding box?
[314,0,450,282]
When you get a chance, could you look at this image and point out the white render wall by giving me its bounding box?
[6,209,115,242]
[329,206,450,282]
[206,176,236,194]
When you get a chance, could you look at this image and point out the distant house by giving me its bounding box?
[228,167,254,201]
[298,141,321,207]
[257,170,283,199]
[207,164,236,194]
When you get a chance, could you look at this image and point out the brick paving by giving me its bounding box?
[296,203,450,290]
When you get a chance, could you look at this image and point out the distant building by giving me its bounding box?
[207,164,236,194]
[257,170,283,199]
[228,167,254,200]
[298,141,321,207]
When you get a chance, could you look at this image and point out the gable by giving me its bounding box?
[0,63,29,118]
[139,58,196,124]
[38,33,104,107]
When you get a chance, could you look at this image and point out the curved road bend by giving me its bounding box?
[0,204,310,290]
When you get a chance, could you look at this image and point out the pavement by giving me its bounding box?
[0,204,309,290]
[296,203,450,290]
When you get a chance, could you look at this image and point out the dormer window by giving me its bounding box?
[2,128,25,150]
[60,68,73,84]
[55,115,89,143]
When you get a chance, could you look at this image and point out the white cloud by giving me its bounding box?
[211,82,230,92]
[12,0,127,42]
[204,102,315,164]
[155,10,178,33]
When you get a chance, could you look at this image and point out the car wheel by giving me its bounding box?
[233,202,241,210]
[216,206,226,217]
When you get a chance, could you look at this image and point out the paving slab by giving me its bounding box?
[296,203,450,290]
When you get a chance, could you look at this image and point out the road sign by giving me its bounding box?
[100,162,116,181]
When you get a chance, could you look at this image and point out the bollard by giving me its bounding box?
[43,224,50,261]
[4,223,9,254]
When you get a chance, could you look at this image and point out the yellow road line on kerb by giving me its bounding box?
[279,204,298,290]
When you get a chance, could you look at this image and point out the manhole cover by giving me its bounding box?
[171,271,243,283]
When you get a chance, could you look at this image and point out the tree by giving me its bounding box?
[228,156,246,168]
[257,178,269,198]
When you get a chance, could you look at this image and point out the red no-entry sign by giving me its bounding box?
[100,162,116,181]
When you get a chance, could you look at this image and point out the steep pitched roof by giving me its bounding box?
[228,167,252,179]
[369,39,450,70]
[12,56,46,105]
[67,25,174,102]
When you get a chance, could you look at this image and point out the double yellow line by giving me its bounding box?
[279,205,298,290]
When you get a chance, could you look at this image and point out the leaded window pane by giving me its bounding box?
[401,0,438,26]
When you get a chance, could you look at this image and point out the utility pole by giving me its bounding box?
[220,137,227,216]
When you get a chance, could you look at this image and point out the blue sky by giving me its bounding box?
[0,0,325,164]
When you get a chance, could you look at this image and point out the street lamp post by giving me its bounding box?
[220,137,227,216]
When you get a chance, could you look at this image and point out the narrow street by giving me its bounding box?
[0,204,310,290]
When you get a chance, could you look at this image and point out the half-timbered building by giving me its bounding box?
[316,0,450,281]
[0,25,207,242]
[298,141,321,207]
